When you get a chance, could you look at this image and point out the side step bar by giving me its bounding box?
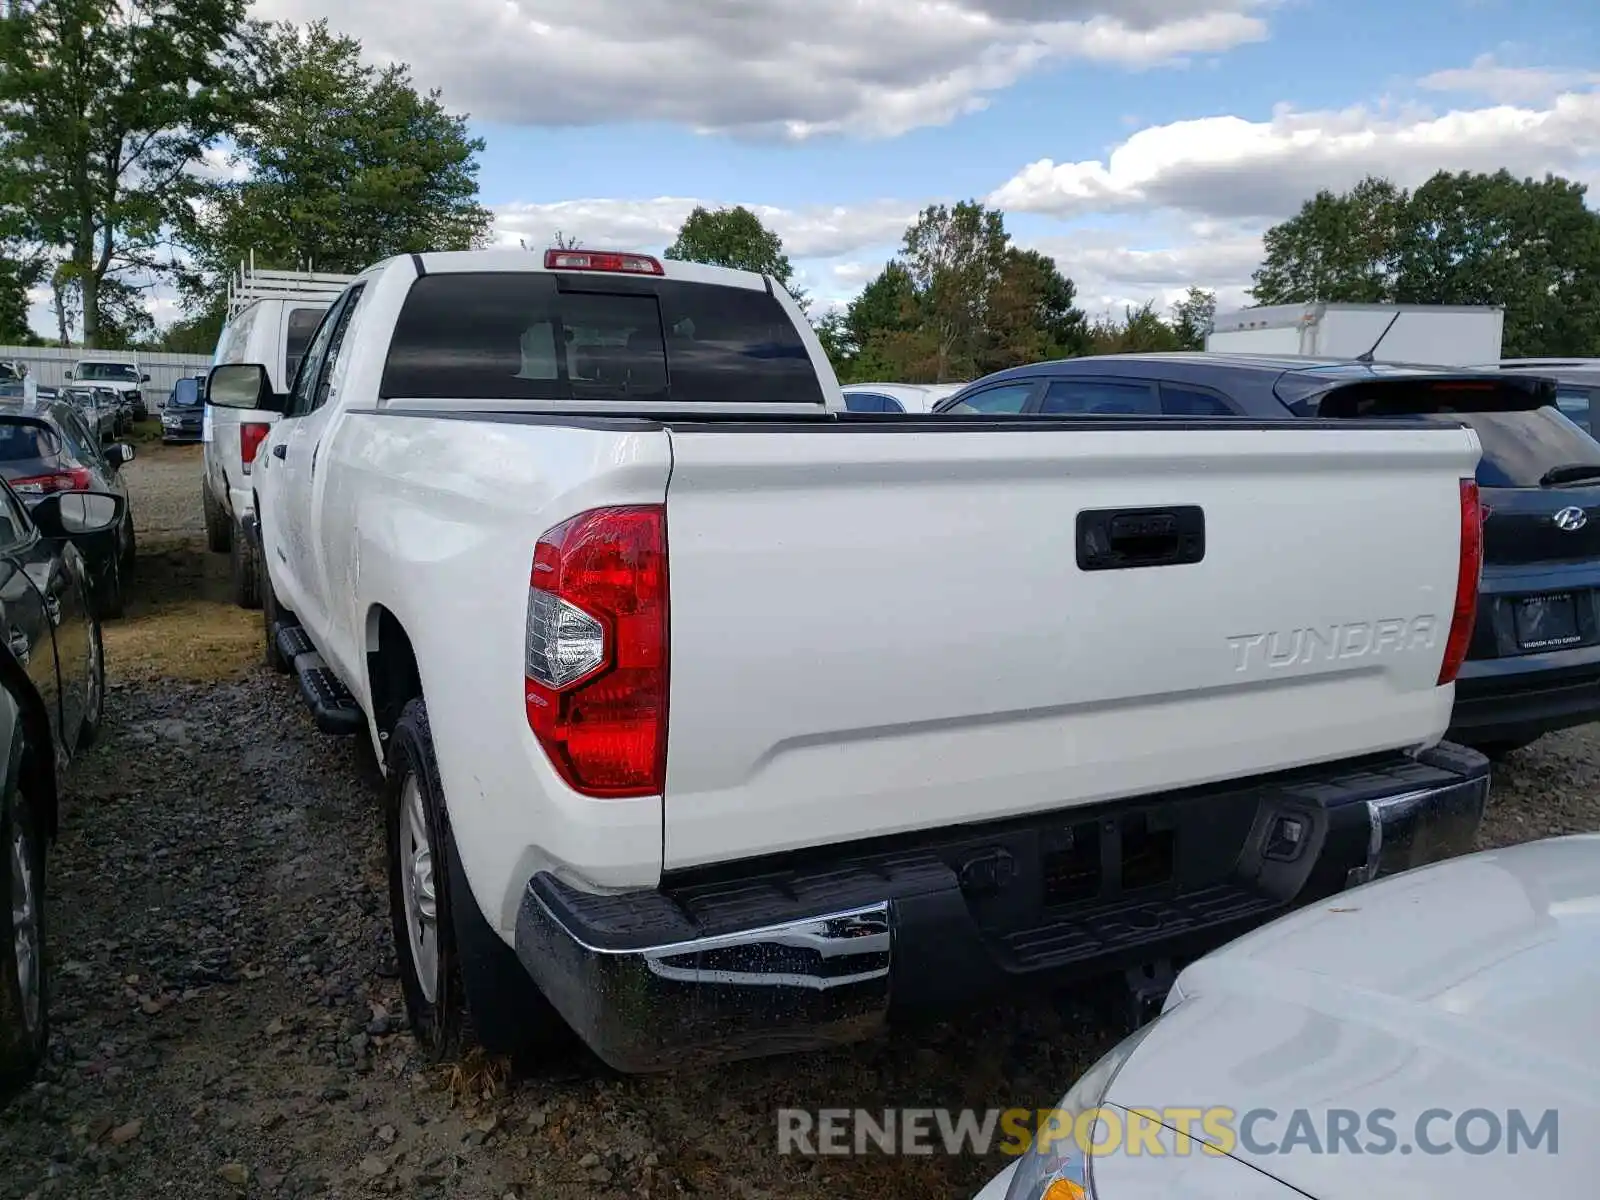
[272,619,364,736]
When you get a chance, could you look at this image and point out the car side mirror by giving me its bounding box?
[140,373,151,383]
[205,363,287,414]
[108,443,135,466]
[62,369,73,380]
[30,491,125,539]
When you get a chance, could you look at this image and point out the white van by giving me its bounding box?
[203,261,355,605]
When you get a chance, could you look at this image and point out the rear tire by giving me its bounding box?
[97,556,125,621]
[261,553,289,674]
[0,782,48,1101]
[202,484,230,553]
[78,615,105,751]
[230,522,261,610]
[385,699,568,1064]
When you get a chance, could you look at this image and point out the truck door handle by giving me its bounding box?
[1077,506,1206,571]
[43,595,60,625]
[272,444,287,460]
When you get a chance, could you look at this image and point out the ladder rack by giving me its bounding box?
[226,251,357,318]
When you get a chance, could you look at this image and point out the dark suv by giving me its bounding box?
[935,352,1591,758]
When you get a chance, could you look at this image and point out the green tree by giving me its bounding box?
[983,247,1088,371]
[1397,170,1600,357]
[899,201,1010,382]
[0,256,40,344]
[1252,170,1600,356]
[0,0,258,347]
[1251,176,1407,305]
[179,20,492,301]
[1170,286,1216,350]
[664,205,805,308]
[1087,302,1185,355]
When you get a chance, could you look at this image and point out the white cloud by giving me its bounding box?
[990,87,1600,221]
[253,0,1269,138]
[1419,54,1600,105]
[1026,224,1262,314]
[491,197,917,260]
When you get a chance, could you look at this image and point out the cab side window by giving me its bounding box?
[312,285,365,413]
[286,289,353,417]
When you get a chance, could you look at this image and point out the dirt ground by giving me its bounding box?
[1,437,1597,1199]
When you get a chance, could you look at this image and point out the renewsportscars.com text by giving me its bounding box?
[776,1106,1560,1158]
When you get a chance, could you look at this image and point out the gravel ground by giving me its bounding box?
[1,439,1597,1198]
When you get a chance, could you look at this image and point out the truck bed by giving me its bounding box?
[318,407,1478,906]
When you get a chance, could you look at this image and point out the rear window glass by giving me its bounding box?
[380,272,823,405]
[284,306,326,388]
[0,421,61,462]
[1443,407,1600,488]
[170,378,201,406]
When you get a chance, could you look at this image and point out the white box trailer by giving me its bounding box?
[1207,302,1504,367]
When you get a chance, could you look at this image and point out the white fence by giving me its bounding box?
[0,345,214,401]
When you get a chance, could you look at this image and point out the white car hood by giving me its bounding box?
[1106,835,1600,1199]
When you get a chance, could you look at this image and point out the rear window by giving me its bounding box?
[380,272,823,405]
[170,378,201,407]
[1447,407,1600,489]
[284,306,326,388]
[0,420,61,462]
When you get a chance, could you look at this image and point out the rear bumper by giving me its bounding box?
[1449,649,1600,746]
[514,743,1490,1072]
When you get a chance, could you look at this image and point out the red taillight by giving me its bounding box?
[9,466,93,496]
[524,506,668,797]
[543,249,664,276]
[240,421,269,475]
[1439,479,1483,686]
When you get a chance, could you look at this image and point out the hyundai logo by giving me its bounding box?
[1554,506,1589,532]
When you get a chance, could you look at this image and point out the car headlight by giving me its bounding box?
[1003,1021,1162,1200]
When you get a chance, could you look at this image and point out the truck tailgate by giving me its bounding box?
[660,420,1479,870]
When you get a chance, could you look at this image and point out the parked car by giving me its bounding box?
[976,833,1598,1199]
[64,358,148,419]
[208,247,1491,1075]
[936,353,1591,758]
[1479,358,1600,435]
[160,376,204,443]
[59,386,119,442]
[0,487,122,1101]
[95,386,133,437]
[840,381,967,413]
[0,398,137,617]
[201,262,354,597]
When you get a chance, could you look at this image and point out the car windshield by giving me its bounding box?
[76,362,139,382]
[169,378,201,407]
[0,363,20,383]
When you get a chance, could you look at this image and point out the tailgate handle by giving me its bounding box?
[1077,506,1205,571]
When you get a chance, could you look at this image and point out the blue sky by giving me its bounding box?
[34,0,1600,333]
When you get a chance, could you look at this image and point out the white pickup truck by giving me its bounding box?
[203,248,1494,1073]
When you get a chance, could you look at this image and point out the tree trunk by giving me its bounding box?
[51,280,70,348]
[79,264,99,348]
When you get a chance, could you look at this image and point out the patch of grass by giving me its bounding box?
[102,535,262,683]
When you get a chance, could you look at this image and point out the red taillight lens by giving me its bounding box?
[9,466,93,495]
[524,506,668,797]
[240,421,270,475]
[1439,479,1483,686]
[543,249,664,276]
